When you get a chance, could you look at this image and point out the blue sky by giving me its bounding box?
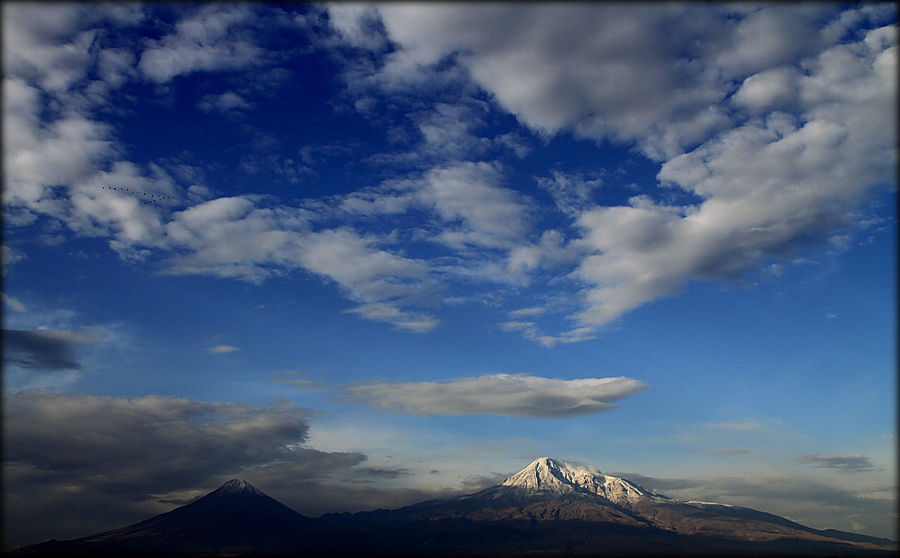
[2,2,897,547]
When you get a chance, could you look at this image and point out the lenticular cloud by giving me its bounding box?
[344,374,646,418]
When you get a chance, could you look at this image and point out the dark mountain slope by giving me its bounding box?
[16,459,897,557]
[18,479,314,556]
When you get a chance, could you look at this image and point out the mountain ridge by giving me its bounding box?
[15,458,897,557]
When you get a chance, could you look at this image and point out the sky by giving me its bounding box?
[1,1,897,548]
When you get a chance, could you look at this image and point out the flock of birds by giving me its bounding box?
[100,185,173,205]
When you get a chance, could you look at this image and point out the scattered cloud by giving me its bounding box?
[207,344,240,354]
[796,454,876,473]
[344,374,646,418]
[3,3,896,343]
[3,328,103,371]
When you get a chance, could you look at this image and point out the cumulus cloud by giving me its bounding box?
[344,374,646,418]
[3,328,102,371]
[367,4,729,159]
[796,454,876,473]
[4,4,896,342]
[138,5,264,83]
[344,4,896,335]
[2,391,367,547]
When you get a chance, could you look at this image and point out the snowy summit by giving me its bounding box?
[502,457,667,506]
[216,479,266,496]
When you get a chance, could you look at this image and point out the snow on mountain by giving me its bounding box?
[215,479,267,496]
[501,457,669,506]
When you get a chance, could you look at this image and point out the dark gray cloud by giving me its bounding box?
[796,453,876,473]
[2,391,367,548]
[3,328,100,370]
[344,374,646,418]
[352,466,412,480]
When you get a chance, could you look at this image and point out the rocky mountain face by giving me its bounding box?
[17,458,897,557]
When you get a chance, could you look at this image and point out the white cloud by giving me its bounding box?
[165,203,440,331]
[508,306,546,318]
[2,293,27,313]
[5,4,896,343]
[370,4,739,160]
[344,373,646,418]
[570,24,897,329]
[733,67,801,112]
[418,162,532,251]
[346,303,440,333]
[413,102,492,160]
[138,5,264,83]
[326,3,389,52]
[536,171,605,217]
[336,161,532,253]
[2,245,27,274]
[207,344,240,354]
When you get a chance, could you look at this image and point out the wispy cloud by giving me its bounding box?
[269,371,323,389]
[508,306,546,318]
[2,292,27,312]
[796,454,876,473]
[343,373,646,418]
[207,344,240,354]
[197,91,251,113]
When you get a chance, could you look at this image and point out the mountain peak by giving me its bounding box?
[216,479,265,496]
[502,457,666,506]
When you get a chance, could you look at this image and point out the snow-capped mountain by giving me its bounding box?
[215,478,267,496]
[501,456,669,506]
[17,462,896,557]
